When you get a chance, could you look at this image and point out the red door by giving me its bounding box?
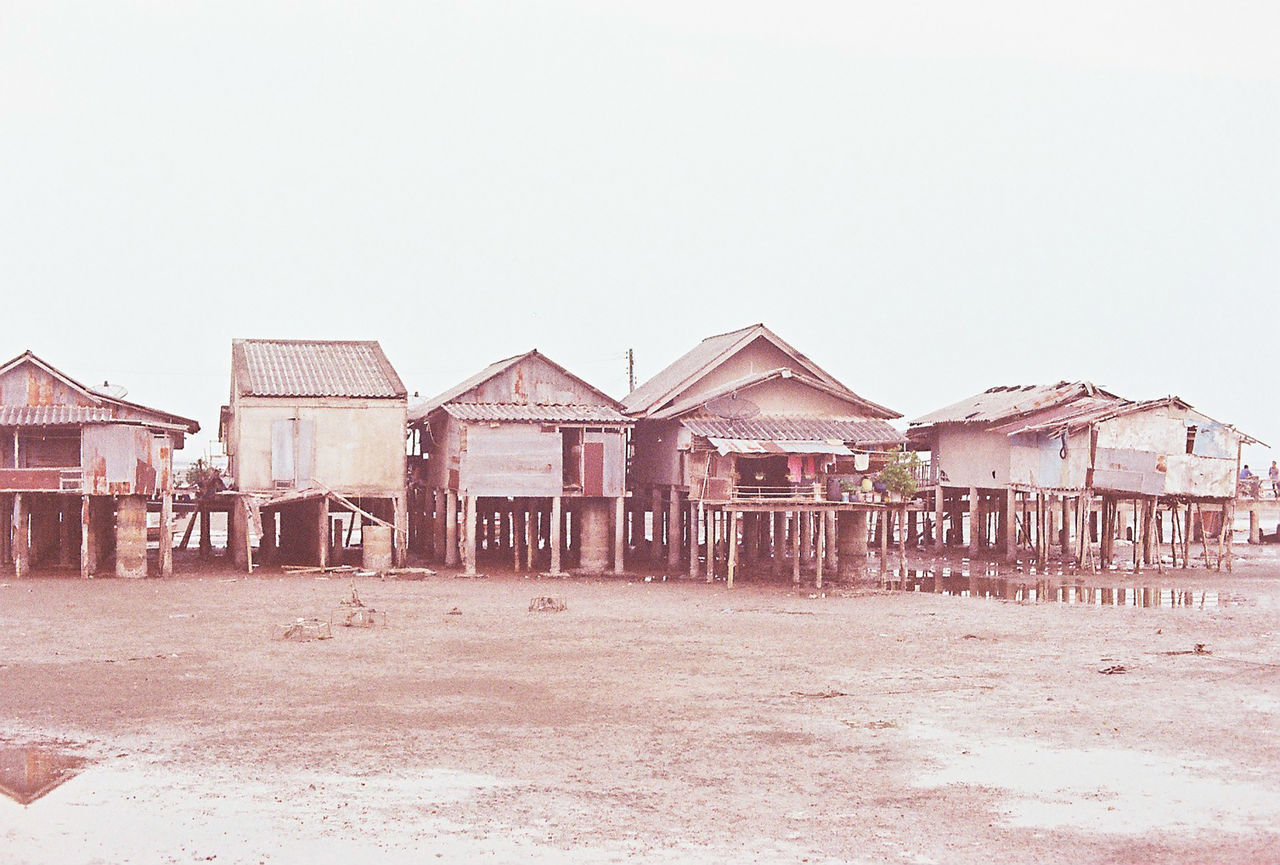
[582,441,605,496]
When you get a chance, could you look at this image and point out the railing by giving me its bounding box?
[912,460,934,487]
[731,483,823,501]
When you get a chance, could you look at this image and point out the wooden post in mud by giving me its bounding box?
[79,494,91,578]
[933,487,945,553]
[792,511,801,585]
[1001,489,1016,559]
[13,493,28,577]
[667,488,682,572]
[614,496,625,575]
[825,512,838,574]
[1223,499,1235,573]
[649,487,663,563]
[689,502,701,579]
[879,506,889,574]
[462,495,477,575]
[771,511,784,577]
[726,510,739,588]
[898,504,908,575]
[968,486,980,559]
[815,510,825,589]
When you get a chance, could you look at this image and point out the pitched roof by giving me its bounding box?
[908,382,1120,428]
[0,350,200,433]
[233,339,406,399]
[409,350,622,424]
[649,367,899,421]
[621,324,880,417]
[0,405,116,426]
[682,416,904,446]
[442,403,630,424]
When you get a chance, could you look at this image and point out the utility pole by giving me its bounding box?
[626,348,635,393]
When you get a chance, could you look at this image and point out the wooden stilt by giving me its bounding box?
[550,496,563,575]
[815,511,825,589]
[726,510,739,588]
[613,496,625,575]
[791,511,801,585]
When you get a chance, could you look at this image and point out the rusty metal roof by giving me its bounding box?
[0,406,116,426]
[443,403,631,424]
[233,339,406,399]
[908,382,1120,427]
[683,416,904,446]
[707,437,855,456]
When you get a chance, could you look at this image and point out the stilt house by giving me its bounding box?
[220,339,409,569]
[907,382,1260,568]
[407,350,631,575]
[0,350,199,578]
[622,324,904,586]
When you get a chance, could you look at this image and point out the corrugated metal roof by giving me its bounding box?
[410,353,527,422]
[443,403,631,424]
[0,406,116,426]
[234,339,406,399]
[683,416,904,445]
[908,382,1118,427]
[708,437,854,456]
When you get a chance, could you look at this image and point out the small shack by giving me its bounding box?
[623,324,904,585]
[408,350,631,575]
[907,382,1261,569]
[220,339,409,569]
[0,350,199,578]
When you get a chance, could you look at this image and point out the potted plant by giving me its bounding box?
[838,478,857,502]
[875,448,920,502]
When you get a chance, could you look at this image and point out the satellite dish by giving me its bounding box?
[705,393,760,420]
[90,380,128,399]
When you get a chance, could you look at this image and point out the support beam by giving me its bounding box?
[933,487,945,552]
[667,488,682,571]
[159,493,173,577]
[116,495,148,579]
[80,495,92,578]
[688,501,700,579]
[791,511,801,585]
[815,510,825,589]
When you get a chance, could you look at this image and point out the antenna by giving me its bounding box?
[626,348,635,393]
[704,393,760,420]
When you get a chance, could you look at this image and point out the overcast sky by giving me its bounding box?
[2,2,1276,467]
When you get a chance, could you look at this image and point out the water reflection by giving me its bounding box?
[0,742,87,806]
[879,571,1247,608]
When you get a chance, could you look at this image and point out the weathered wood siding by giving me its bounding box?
[0,363,97,409]
[628,419,684,488]
[668,337,811,408]
[457,355,607,406]
[230,397,405,494]
[459,424,561,497]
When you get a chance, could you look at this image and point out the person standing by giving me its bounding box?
[1269,461,1279,498]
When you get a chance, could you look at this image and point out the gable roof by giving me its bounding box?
[233,339,406,399]
[409,350,623,425]
[0,350,200,433]
[621,324,874,417]
[649,367,900,421]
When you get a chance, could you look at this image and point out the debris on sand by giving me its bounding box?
[275,618,332,641]
[792,689,851,699]
[332,582,386,628]
[1097,664,1127,674]
[445,607,462,616]
[1160,643,1212,656]
[387,567,436,580]
[529,597,567,612]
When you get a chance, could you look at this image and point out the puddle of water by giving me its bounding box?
[912,722,1280,835]
[878,571,1251,608]
[0,741,88,806]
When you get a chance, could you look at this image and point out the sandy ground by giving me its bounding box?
[1,545,1278,865]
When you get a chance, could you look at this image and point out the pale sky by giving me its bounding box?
[2,2,1276,467]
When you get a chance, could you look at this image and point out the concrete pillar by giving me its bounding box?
[613,496,626,574]
[577,498,610,572]
[1249,506,1261,544]
[791,512,801,585]
[230,496,250,570]
[14,493,29,578]
[550,496,563,574]
[115,495,148,578]
[801,511,814,565]
[726,510,740,588]
[159,493,173,577]
[315,497,329,569]
[667,488,682,571]
[816,510,826,589]
[463,494,478,575]
[445,489,459,567]
[434,490,447,563]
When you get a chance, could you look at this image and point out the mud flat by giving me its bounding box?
[1,548,1277,864]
